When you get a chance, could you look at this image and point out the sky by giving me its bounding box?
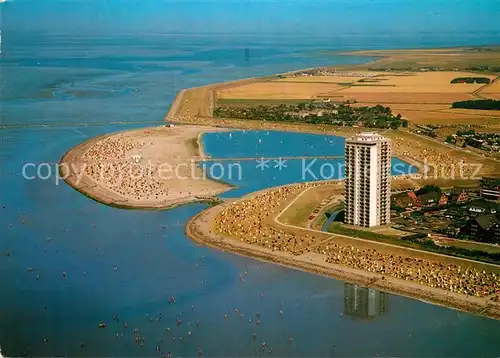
[3,0,500,36]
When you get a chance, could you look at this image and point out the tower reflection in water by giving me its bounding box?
[344,283,389,320]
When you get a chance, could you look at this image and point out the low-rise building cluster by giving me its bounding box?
[392,183,500,243]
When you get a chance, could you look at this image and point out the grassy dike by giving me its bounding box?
[327,222,500,265]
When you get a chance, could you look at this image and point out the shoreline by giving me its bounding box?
[60,122,418,210]
[58,45,500,319]
[60,125,234,210]
[185,184,500,321]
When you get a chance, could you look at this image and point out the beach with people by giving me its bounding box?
[60,125,232,209]
[186,181,500,320]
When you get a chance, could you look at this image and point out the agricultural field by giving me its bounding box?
[216,81,343,100]
[344,47,500,71]
[344,92,476,104]
[214,70,500,128]
[273,74,376,84]
[480,79,500,100]
[339,72,496,93]
[216,71,496,107]
[216,98,311,107]
[352,103,500,127]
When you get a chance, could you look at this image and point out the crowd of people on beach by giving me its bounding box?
[315,243,500,298]
[82,136,175,202]
[214,183,500,301]
[391,136,485,178]
[215,183,327,254]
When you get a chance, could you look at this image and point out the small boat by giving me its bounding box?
[98,322,107,328]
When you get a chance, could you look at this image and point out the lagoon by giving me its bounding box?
[202,130,417,197]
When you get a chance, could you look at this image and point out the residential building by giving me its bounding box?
[468,199,499,214]
[417,191,448,207]
[392,192,414,208]
[480,177,500,200]
[345,132,391,227]
[448,187,469,203]
[468,215,500,243]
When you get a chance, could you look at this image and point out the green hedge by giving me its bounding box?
[450,77,491,84]
[451,99,500,110]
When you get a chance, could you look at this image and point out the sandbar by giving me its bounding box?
[60,125,232,209]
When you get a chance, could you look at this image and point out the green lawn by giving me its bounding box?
[440,240,500,254]
[311,203,342,230]
[327,222,500,264]
[327,222,401,242]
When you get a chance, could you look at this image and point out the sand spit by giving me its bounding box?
[60,125,232,209]
[186,183,500,321]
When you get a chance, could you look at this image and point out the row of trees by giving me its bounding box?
[450,77,490,84]
[214,103,408,129]
[451,99,500,110]
[415,185,441,197]
[465,66,500,72]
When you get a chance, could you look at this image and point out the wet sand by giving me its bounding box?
[60,125,232,209]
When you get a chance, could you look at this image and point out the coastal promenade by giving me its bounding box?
[186,181,500,320]
[199,155,344,162]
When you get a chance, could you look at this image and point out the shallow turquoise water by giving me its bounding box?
[202,131,416,197]
[2,3,500,356]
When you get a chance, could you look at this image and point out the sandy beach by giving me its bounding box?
[60,125,232,209]
[186,182,500,320]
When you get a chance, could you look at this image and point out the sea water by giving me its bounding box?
[2,2,500,356]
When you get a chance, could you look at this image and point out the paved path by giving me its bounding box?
[199,155,344,162]
[274,186,500,268]
[473,75,500,99]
